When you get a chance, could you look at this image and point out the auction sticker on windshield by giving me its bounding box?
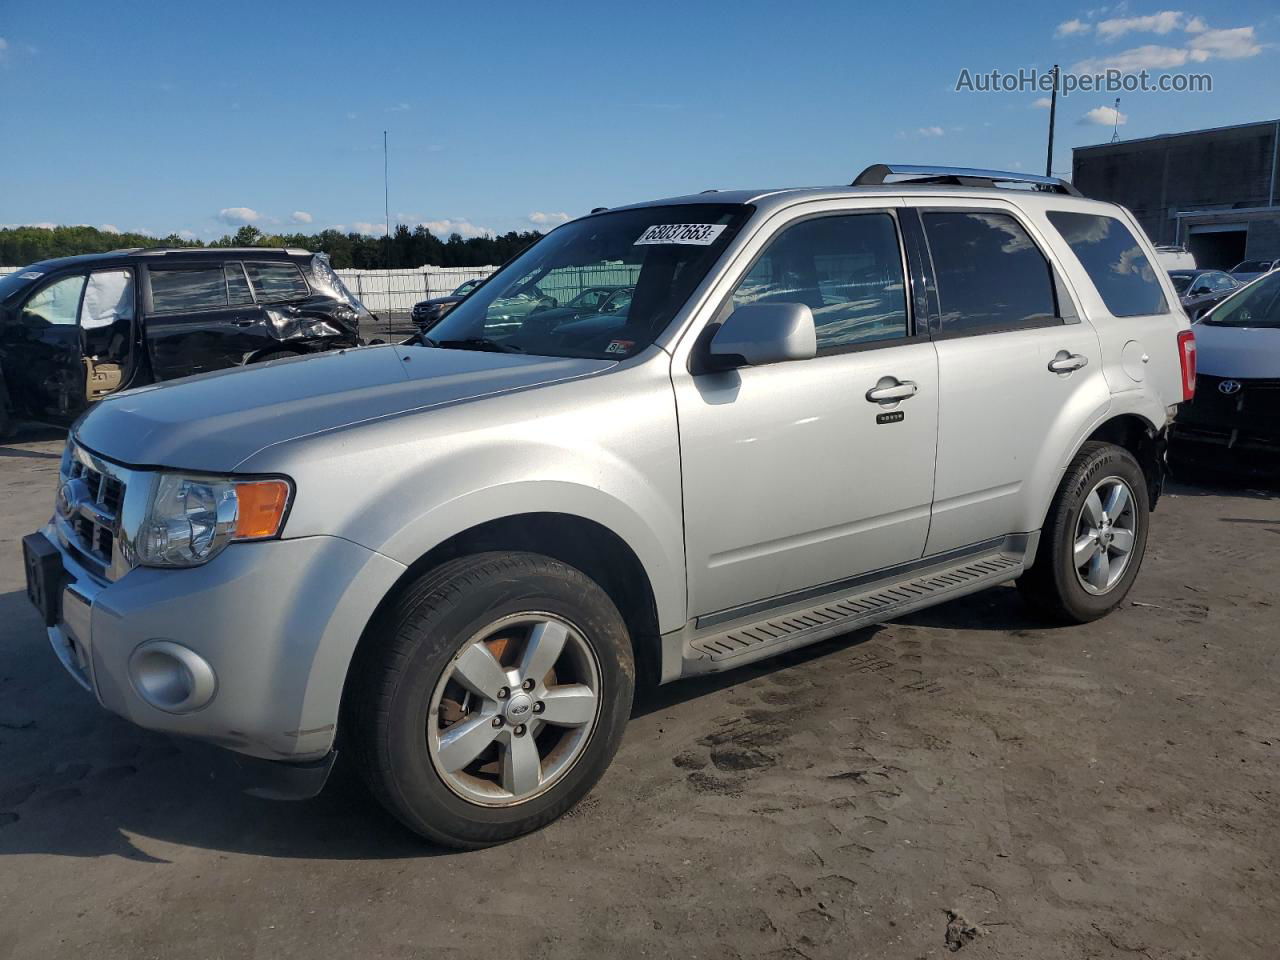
[635,224,727,246]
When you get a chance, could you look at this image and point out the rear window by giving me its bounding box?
[244,262,309,302]
[1047,211,1168,317]
[149,266,227,314]
[1169,273,1193,294]
[921,211,1058,335]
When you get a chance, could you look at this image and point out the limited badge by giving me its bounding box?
[635,223,726,246]
[605,339,634,355]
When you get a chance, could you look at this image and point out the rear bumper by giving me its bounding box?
[32,523,405,764]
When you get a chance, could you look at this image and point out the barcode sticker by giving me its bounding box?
[635,224,726,246]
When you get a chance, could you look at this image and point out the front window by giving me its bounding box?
[1201,270,1280,328]
[425,204,751,359]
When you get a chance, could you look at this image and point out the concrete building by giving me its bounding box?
[1072,119,1280,269]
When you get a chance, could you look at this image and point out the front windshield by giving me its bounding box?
[1200,270,1280,328]
[425,204,751,359]
[1169,273,1192,294]
[0,269,42,304]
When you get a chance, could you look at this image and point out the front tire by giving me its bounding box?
[347,552,634,848]
[1018,441,1150,623]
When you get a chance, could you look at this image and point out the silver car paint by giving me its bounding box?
[1192,321,1280,379]
[40,183,1188,763]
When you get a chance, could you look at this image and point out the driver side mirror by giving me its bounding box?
[706,302,817,369]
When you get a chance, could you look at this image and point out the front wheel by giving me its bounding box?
[1018,441,1150,623]
[347,552,634,848]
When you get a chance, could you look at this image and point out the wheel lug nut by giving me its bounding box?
[492,716,504,728]
[532,702,544,714]
[497,687,509,700]
[521,678,535,691]
[514,724,527,736]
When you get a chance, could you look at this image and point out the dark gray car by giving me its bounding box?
[1169,269,1241,318]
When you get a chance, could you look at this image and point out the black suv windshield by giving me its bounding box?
[425,204,751,359]
[1201,270,1280,328]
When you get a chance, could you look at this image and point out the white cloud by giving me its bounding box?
[177,230,198,241]
[1096,11,1185,41]
[528,211,571,226]
[99,223,120,234]
[1183,16,1206,33]
[1056,18,1092,37]
[217,206,261,226]
[1081,104,1128,126]
[290,210,314,224]
[386,102,411,112]
[1032,97,1054,108]
[917,125,945,137]
[1073,43,1197,71]
[421,218,493,239]
[351,221,388,236]
[345,111,357,120]
[1189,26,1261,59]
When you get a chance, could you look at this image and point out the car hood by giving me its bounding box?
[1192,321,1280,379]
[75,344,614,471]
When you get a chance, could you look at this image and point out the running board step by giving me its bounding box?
[682,551,1024,674]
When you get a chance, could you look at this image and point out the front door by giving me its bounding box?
[674,207,940,620]
[911,203,1109,555]
[144,261,267,379]
[9,272,88,421]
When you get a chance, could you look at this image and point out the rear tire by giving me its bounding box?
[347,552,634,848]
[1018,441,1150,623]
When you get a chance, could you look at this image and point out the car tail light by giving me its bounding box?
[1177,329,1196,401]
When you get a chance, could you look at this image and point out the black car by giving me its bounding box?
[1167,269,1241,318]
[0,247,371,435]
[410,278,483,328]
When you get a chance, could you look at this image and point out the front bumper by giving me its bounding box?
[30,523,405,766]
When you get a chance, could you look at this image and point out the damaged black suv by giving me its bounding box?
[0,247,371,435]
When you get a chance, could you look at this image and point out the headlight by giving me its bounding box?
[138,473,293,568]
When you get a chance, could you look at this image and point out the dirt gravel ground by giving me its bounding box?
[1,430,1278,959]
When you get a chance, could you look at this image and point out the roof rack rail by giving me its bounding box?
[853,163,1082,197]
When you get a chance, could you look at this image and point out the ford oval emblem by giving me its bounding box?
[1218,380,1242,396]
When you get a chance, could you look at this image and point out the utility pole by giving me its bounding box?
[1045,64,1058,178]
[383,130,390,240]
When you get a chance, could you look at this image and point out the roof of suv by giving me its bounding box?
[23,246,314,273]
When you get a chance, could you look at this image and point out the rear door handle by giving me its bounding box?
[866,377,919,403]
[232,317,255,327]
[1048,351,1089,374]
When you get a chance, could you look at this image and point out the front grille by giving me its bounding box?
[58,444,128,578]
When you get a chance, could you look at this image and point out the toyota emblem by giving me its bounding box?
[1218,380,1242,396]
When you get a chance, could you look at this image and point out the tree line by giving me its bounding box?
[1,223,545,270]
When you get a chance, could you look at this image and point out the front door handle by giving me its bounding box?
[866,377,919,404]
[1048,350,1089,374]
[232,317,255,327]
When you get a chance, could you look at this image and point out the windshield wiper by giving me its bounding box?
[435,337,523,353]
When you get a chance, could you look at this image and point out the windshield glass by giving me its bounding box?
[1169,273,1192,294]
[0,269,42,304]
[1201,270,1280,328]
[1232,261,1268,273]
[424,204,751,359]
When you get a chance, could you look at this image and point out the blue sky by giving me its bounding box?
[2,1,1277,241]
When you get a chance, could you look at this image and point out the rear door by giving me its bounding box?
[911,202,1109,555]
[144,261,266,379]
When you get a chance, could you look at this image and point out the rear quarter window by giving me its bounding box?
[244,262,309,302]
[1047,211,1169,317]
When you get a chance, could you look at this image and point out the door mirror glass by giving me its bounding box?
[707,302,817,368]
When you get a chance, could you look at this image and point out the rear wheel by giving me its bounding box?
[1018,441,1150,623]
[348,552,634,848]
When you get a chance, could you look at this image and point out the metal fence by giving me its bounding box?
[336,266,498,319]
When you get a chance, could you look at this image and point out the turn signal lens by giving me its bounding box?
[233,479,292,540]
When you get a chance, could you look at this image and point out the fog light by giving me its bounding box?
[128,640,217,713]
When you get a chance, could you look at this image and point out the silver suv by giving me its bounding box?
[23,165,1196,848]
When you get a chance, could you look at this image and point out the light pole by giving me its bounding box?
[1045,64,1059,178]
